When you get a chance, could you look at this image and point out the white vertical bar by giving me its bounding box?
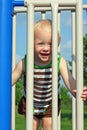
[58,11,61,53]
[58,11,61,130]
[58,112,61,130]
[71,11,76,130]
[41,11,46,19]
[76,1,84,130]
[51,2,59,130]
[12,14,16,130]
[26,4,34,130]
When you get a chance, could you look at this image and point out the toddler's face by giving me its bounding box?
[34,26,52,66]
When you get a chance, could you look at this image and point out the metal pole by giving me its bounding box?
[58,11,61,53]
[26,4,34,130]
[51,2,59,130]
[71,11,76,130]
[14,5,87,14]
[59,0,77,6]
[12,13,16,130]
[24,0,77,7]
[13,0,24,6]
[41,11,46,19]
[0,0,13,130]
[76,0,84,130]
[11,2,24,130]
[58,11,61,130]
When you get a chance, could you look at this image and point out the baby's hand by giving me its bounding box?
[81,87,87,101]
[73,87,87,101]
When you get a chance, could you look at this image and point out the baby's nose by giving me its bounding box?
[43,43,51,49]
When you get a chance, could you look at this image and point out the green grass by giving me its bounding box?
[16,110,26,130]
[61,108,72,130]
[16,105,87,130]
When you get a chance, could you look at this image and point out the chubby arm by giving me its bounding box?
[12,59,24,86]
[60,57,76,97]
[60,57,87,100]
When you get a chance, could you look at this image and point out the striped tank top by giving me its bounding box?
[23,54,61,115]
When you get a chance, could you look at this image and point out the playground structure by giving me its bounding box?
[0,0,87,130]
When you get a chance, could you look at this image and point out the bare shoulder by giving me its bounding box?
[60,57,67,68]
[60,57,69,75]
[15,59,24,73]
[12,59,24,85]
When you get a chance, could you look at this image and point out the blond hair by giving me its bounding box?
[34,19,51,31]
[34,19,61,44]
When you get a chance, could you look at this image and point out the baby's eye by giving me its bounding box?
[38,43,43,45]
[47,43,52,46]
[36,42,52,47]
[37,42,44,46]
[35,42,44,47]
[49,43,52,46]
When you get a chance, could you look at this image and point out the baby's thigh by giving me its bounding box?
[33,116,40,130]
[42,117,52,130]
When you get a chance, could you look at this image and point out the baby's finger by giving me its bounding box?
[73,89,77,93]
[81,92,87,101]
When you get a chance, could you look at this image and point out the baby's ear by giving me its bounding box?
[58,31,61,45]
[58,36,61,44]
[58,36,61,46]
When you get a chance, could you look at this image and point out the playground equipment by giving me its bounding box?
[0,0,87,130]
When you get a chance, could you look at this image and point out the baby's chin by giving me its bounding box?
[40,58,51,65]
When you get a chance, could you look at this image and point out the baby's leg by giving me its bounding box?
[42,117,52,130]
[33,116,40,130]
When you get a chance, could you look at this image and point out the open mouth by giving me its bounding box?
[42,54,49,56]
[41,54,50,58]
[40,53,50,56]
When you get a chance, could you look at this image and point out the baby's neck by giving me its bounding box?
[34,61,51,67]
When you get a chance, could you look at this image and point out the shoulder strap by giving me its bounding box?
[24,55,26,72]
[58,54,61,74]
